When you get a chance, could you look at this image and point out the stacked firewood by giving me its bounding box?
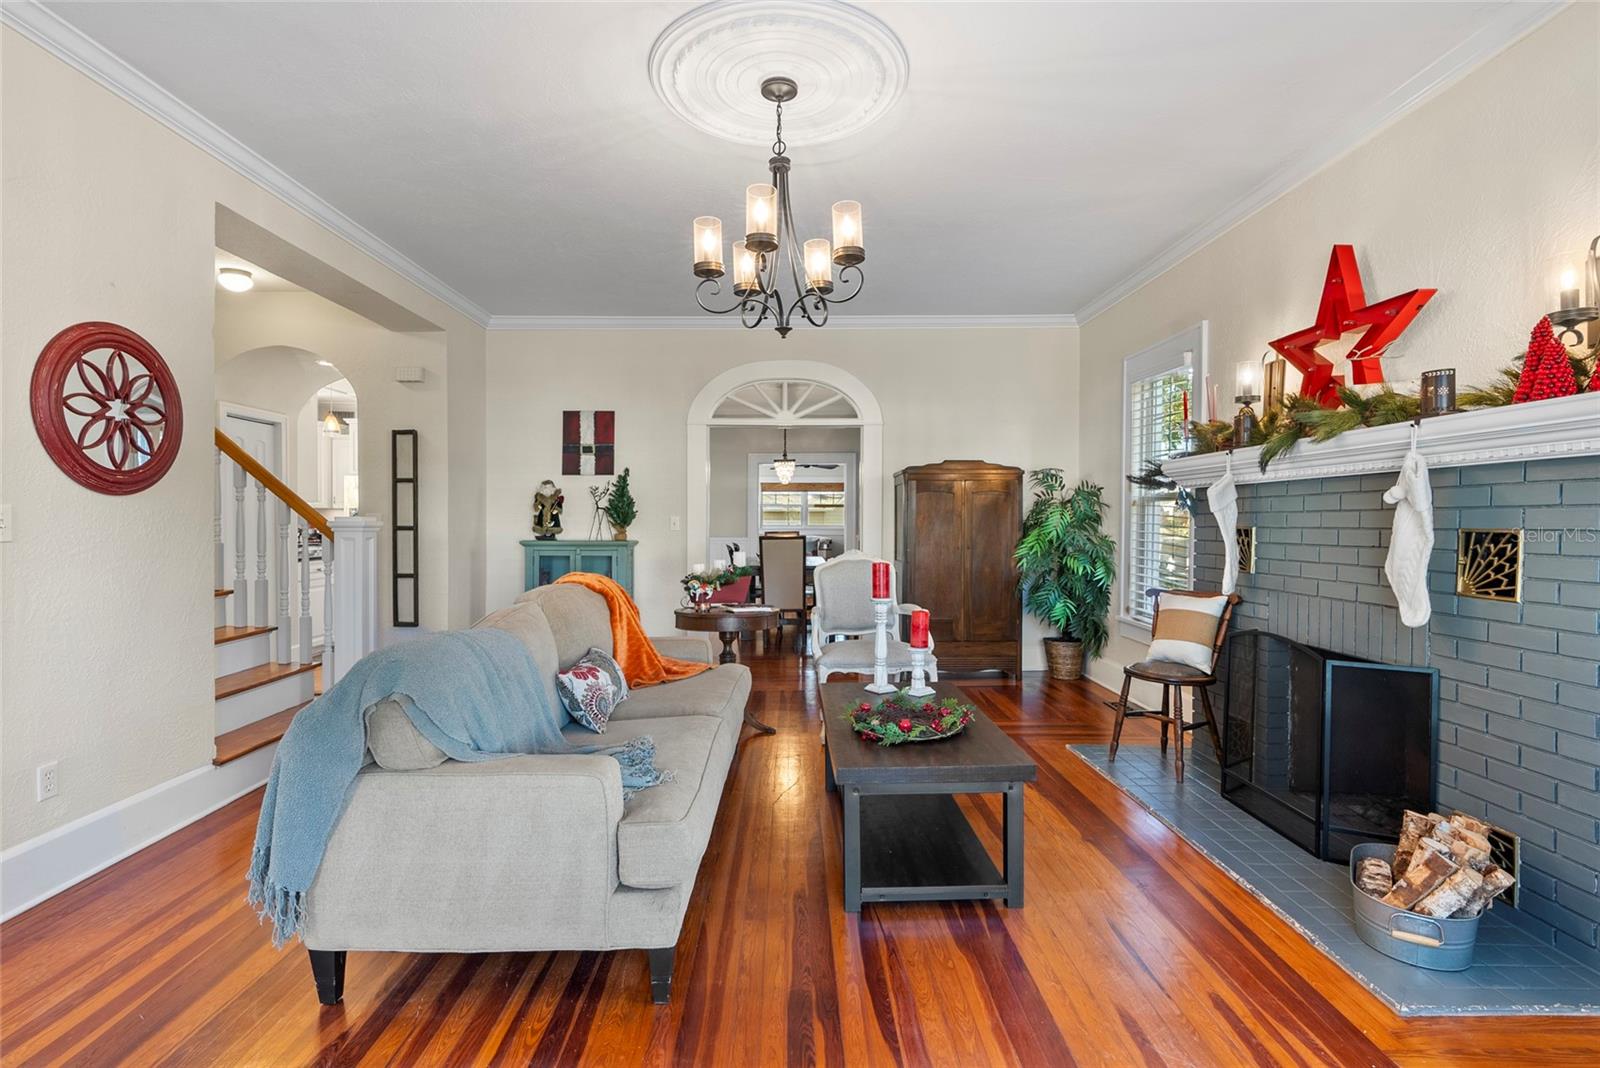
[1353,810,1515,919]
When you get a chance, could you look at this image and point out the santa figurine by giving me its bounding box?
[531,480,564,540]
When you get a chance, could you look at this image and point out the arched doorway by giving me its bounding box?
[686,361,884,570]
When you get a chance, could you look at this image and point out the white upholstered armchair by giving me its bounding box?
[809,551,938,684]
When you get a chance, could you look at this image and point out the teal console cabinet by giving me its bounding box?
[520,540,636,597]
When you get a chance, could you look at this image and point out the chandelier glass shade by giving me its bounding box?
[772,428,797,485]
[690,78,865,337]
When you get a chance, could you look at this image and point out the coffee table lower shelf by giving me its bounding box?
[836,782,1025,912]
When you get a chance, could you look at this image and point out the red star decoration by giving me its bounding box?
[1269,245,1436,407]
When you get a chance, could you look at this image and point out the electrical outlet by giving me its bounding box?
[37,762,58,801]
[669,515,681,532]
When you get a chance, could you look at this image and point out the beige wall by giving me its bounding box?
[1076,4,1600,694]
[214,343,342,500]
[0,28,486,849]
[708,425,860,540]
[485,327,1079,667]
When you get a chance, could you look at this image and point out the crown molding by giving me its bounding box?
[0,0,492,327]
[1163,393,1600,490]
[486,313,1078,332]
[1074,0,1570,325]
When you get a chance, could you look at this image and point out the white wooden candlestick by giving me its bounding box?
[865,597,896,694]
[906,647,934,698]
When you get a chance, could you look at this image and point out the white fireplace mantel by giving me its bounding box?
[1162,392,1600,489]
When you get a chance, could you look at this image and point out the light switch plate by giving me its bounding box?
[669,515,681,531]
[0,504,12,542]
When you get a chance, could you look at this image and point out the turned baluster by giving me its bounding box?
[298,520,314,667]
[276,500,291,664]
[254,480,269,628]
[231,458,248,627]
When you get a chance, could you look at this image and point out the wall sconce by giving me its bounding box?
[1550,236,1599,345]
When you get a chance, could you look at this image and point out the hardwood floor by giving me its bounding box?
[4,640,1598,1066]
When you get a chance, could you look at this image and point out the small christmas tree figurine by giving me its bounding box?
[1514,317,1576,403]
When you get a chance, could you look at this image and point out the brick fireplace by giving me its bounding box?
[1183,450,1600,969]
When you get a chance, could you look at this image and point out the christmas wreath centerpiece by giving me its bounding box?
[848,692,977,746]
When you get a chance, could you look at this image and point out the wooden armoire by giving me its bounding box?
[893,461,1023,675]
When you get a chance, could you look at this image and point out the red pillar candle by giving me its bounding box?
[871,560,890,599]
[910,609,930,649]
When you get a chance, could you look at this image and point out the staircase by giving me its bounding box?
[210,429,380,766]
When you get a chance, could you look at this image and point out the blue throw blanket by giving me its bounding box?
[247,628,667,946]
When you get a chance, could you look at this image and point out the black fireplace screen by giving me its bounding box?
[1219,630,1438,863]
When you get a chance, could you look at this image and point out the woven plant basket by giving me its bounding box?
[1044,637,1084,681]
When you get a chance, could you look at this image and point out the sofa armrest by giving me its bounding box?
[304,754,625,952]
[651,634,716,664]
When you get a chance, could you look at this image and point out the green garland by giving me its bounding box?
[848,692,975,746]
[1172,336,1596,474]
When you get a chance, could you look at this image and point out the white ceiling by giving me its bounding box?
[31,1,1554,321]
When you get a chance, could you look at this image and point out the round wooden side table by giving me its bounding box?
[674,606,779,734]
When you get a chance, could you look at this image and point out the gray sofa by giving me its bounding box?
[299,584,751,1004]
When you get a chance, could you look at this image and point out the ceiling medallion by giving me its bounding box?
[689,77,866,337]
[648,0,909,147]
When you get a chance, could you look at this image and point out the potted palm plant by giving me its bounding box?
[1014,470,1116,681]
[605,467,637,540]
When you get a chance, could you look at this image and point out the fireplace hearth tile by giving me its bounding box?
[1070,740,1600,1016]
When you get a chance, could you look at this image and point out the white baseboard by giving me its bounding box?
[0,744,276,921]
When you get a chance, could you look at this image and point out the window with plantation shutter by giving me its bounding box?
[1121,327,1203,627]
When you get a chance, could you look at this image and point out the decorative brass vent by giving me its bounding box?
[1456,528,1523,603]
[1488,824,1522,909]
[1237,526,1256,575]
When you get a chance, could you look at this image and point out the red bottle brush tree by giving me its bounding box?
[1514,317,1577,402]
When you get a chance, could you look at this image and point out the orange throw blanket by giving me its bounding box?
[554,572,711,688]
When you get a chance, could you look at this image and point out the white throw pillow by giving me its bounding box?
[1145,594,1229,672]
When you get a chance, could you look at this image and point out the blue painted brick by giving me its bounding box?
[1524,604,1600,633]
[1487,667,1557,701]
[1491,482,1562,506]
[1438,742,1488,778]
[1522,842,1600,895]
[1558,683,1600,714]
[1486,711,1555,751]
[1567,483,1600,505]
[1454,598,1525,623]
[1456,640,1523,671]
[1522,749,1600,790]
[1563,584,1600,609]
[1339,528,1381,547]
[1457,685,1520,717]
[1523,795,1600,842]
[1433,485,1492,507]
[1523,699,1600,736]
[1563,785,1600,820]
[1527,456,1600,480]
[1527,505,1600,529]
[1487,622,1557,652]
[1522,651,1600,687]
[1525,554,1600,582]
[1434,657,1489,685]
[1558,833,1600,875]
[1456,728,1519,764]
[1486,757,1561,801]
[1317,582,1357,601]
[1427,467,1461,488]
[1432,615,1489,640]
[1462,462,1527,484]
[1458,507,1527,529]
[1522,579,1562,604]
[1454,769,1521,811]
[1440,702,1489,731]
[1518,891,1599,944]
[1557,731,1600,765]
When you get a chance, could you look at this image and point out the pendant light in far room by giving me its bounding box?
[773,428,796,484]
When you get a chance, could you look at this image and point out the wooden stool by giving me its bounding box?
[1108,591,1239,782]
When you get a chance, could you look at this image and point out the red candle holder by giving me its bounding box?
[910,609,930,649]
[871,560,891,600]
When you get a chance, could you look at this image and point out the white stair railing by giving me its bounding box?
[213,446,226,626]
[214,429,381,686]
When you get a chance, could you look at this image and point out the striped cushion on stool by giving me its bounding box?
[1146,594,1228,672]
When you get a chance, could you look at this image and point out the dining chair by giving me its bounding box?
[758,533,808,651]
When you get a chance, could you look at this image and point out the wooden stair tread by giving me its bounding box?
[214,588,232,598]
[216,660,317,700]
[214,624,276,645]
[213,702,309,765]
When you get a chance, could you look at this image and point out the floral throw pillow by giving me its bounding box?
[556,647,629,732]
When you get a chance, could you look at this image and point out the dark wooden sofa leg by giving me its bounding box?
[309,949,346,1005]
[648,946,675,1005]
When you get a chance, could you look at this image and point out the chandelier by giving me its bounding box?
[691,77,865,338]
[772,428,797,484]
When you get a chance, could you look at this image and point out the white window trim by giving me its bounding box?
[746,451,857,548]
[1119,322,1206,635]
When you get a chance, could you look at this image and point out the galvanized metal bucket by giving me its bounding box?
[1349,842,1481,972]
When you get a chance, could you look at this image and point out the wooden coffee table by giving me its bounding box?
[675,606,779,734]
[820,681,1037,911]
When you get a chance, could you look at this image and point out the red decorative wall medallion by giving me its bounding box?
[30,321,184,495]
[1268,245,1436,407]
